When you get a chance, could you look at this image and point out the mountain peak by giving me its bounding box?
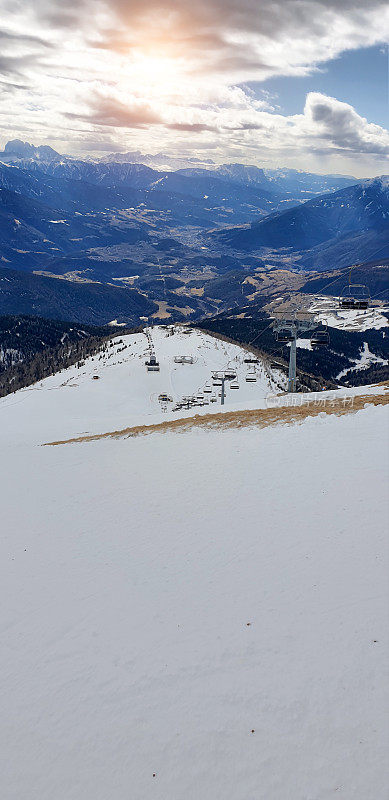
[2,139,60,161]
[217,163,267,183]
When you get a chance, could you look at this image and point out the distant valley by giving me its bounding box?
[0,139,388,326]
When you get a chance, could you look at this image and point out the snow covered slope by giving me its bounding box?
[309,295,388,331]
[0,325,285,444]
[1,327,388,800]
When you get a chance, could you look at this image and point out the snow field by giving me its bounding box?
[1,324,388,799]
[309,295,389,331]
[0,325,284,445]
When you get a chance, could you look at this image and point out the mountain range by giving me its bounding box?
[0,139,388,324]
[217,176,389,269]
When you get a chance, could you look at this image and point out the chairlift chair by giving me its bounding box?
[339,284,370,310]
[310,328,330,348]
[146,354,160,372]
[230,381,239,389]
[245,373,257,383]
[354,295,369,310]
[276,328,294,343]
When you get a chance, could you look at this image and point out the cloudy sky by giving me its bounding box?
[0,0,388,175]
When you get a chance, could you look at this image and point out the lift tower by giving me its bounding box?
[272,315,317,393]
[212,371,236,405]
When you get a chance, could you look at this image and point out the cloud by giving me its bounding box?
[0,26,52,77]
[166,122,218,132]
[0,53,42,77]
[0,79,30,93]
[0,0,388,175]
[0,28,52,47]
[6,0,389,82]
[304,92,389,155]
[65,97,163,128]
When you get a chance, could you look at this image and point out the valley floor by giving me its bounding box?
[1,328,388,799]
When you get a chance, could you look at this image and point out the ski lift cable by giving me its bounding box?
[288,262,366,303]
[369,287,389,300]
[313,262,371,298]
[195,259,378,393]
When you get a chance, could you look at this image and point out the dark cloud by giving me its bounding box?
[305,92,389,154]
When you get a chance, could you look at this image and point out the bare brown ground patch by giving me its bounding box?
[43,385,389,447]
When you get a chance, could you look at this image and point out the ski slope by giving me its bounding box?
[0,325,285,445]
[1,327,388,800]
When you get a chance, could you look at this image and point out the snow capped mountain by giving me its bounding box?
[0,139,60,162]
[361,174,389,194]
[218,175,389,268]
[263,166,357,196]
[1,323,388,798]
[32,159,159,189]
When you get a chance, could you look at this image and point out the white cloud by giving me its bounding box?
[0,0,388,175]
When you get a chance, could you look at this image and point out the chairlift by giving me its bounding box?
[339,270,370,309]
[245,373,257,383]
[210,396,217,403]
[310,328,330,348]
[146,353,160,371]
[276,328,294,343]
[244,357,259,364]
[203,385,212,393]
[174,355,194,364]
[230,381,239,389]
[213,379,223,387]
[224,372,236,380]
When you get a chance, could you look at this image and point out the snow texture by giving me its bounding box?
[309,296,388,331]
[1,325,388,800]
[0,326,285,445]
[336,341,388,379]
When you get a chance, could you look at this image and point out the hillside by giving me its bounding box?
[218,177,389,268]
[1,324,388,799]
[0,315,131,396]
[0,145,386,323]
[196,313,388,389]
[0,267,156,325]
[0,326,287,436]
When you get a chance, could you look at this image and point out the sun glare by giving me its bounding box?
[128,51,185,97]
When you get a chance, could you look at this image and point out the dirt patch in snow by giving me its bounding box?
[44,385,389,446]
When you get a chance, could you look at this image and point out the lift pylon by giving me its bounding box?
[272,314,317,393]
